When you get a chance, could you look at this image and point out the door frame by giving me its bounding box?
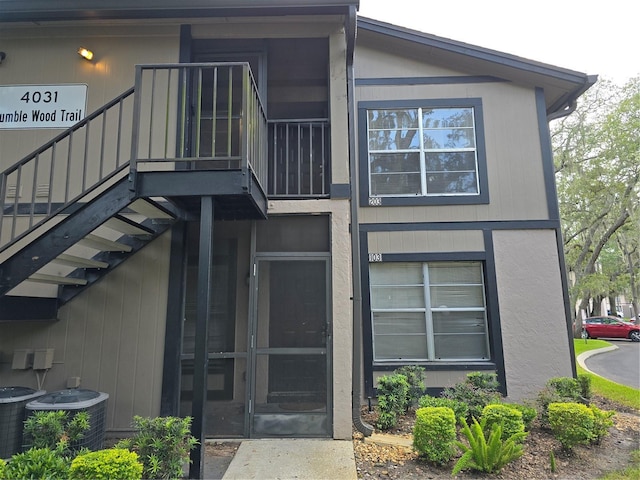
[247,252,333,437]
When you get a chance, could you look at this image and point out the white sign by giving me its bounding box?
[0,84,88,130]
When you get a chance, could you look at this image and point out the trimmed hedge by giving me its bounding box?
[481,404,525,441]
[418,395,468,425]
[548,402,595,450]
[412,407,457,465]
[70,449,143,480]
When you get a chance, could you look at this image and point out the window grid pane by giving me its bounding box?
[370,261,489,363]
[367,106,479,198]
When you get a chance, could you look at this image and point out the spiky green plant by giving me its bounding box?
[451,417,527,475]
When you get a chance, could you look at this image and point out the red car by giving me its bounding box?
[583,316,640,342]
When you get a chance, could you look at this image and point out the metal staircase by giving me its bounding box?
[0,176,180,316]
[0,63,270,321]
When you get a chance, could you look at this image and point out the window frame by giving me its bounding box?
[358,98,489,207]
[369,260,490,363]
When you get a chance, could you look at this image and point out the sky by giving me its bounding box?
[358,0,638,84]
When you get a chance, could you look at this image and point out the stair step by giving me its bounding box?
[128,198,175,220]
[51,254,109,269]
[28,273,88,286]
[104,215,154,236]
[79,234,133,252]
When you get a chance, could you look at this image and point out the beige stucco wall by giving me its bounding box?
[268,200,352,439]
[0,231,171,431]
[493,229,573,401]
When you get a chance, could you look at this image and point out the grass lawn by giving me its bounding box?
[574,339,640,479]
[574,339,640,411]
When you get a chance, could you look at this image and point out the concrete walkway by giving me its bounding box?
[221,439,357,480]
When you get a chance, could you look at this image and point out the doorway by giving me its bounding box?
[250,257,331,436]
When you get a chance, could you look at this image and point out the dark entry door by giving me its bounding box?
[251,257,331,436]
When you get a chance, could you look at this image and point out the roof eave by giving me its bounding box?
[0,0,360,23]
[357,16,597,117]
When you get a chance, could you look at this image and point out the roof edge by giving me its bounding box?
[0,0,359,22]
[357,16,594,86]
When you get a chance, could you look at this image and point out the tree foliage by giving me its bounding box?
[552,77,640,328]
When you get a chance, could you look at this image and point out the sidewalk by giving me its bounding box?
[214,439,357,480]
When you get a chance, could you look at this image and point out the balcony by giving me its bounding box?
[1,62,331,252]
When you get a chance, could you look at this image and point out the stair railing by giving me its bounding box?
[1,62,270,255]
[0,88,135,253]
[129,63,268,191]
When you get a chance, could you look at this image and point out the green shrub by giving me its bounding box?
[548,377,583,401]
[394,366,425,409]
[536,386,564,426]
[481,404,525,441]
[538,376,590,428]
[441,372,502,421]
[70,448,143,480]
[501,403,537,430]
[466,372,500,391]
[0,458,6,479]
[452,417,527,475]
[548,402,595,451]
[375,374,410,430]
[116,416,197,480]
[412,407,456,465]
[577,374,592,400]
[3,447,70,480]
[590,405,615,444]
[22,410,90,454]
[418,395,468,424]
[375,410,397,431]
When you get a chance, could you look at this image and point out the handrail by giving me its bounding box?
[0,88,135,252]
[129,63,269,192]
[0,62,325,255]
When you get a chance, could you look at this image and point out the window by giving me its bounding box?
[369,261,489,362]
[367,106,479,196]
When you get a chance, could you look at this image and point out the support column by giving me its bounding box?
[189,197,214,479]
[160,221,187,416]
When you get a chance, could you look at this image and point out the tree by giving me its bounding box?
[552,77,640,333]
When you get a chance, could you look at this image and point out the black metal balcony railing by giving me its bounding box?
[1,62,331,252]
[130,62,269,187]
[268,120,330,198]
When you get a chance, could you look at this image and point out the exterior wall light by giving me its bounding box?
[0,52,6,65]
[77,47,94,61]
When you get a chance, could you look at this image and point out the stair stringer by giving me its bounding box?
[0,176,184,305]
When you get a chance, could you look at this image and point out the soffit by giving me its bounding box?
[356,17,597,116]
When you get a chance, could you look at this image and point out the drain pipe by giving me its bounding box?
[346,5,374,437]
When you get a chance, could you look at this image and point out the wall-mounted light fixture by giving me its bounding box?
[77,47,94,61]
[0,52,6,65]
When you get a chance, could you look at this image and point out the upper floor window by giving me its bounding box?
[359,99,488,206]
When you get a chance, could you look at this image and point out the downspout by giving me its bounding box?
[547,75,598,122]
[547,99,577,121]
[346,5,374,437]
